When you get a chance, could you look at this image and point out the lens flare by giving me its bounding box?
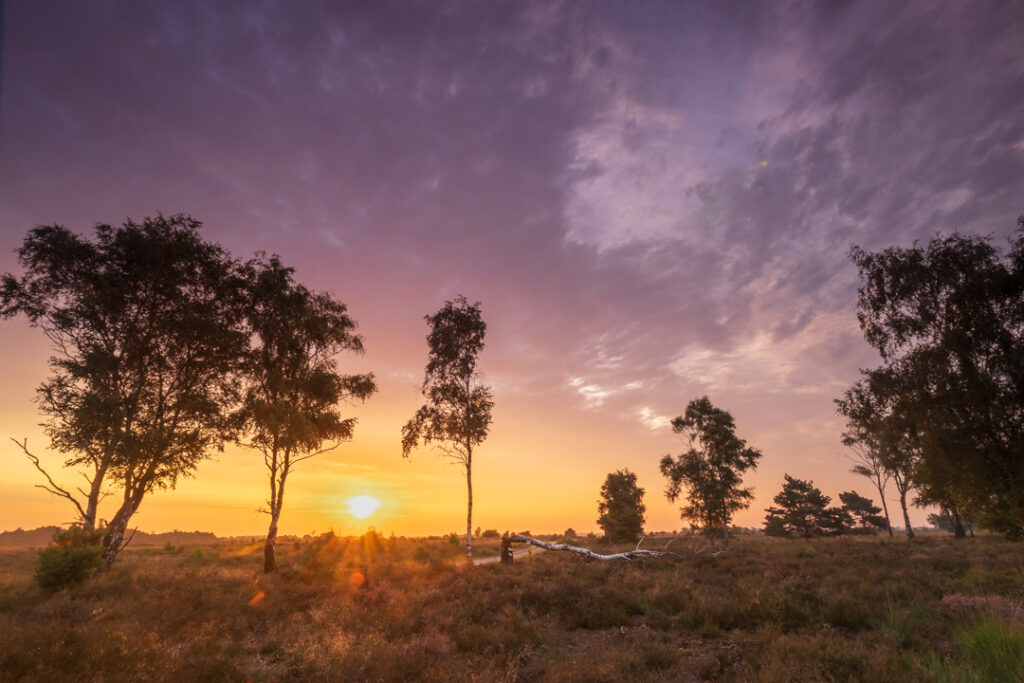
[344,495,381,519]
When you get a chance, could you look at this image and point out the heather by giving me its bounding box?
[2,532,1022,681]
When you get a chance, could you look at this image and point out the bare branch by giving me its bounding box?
[290,439,344,466]
[11,437,87,522]
[433,443,468,465]
[120,527,138,552]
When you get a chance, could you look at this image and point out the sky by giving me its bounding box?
[1,1,1022,537]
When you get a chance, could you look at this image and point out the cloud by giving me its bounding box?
[635,406,670,431]
[568,377,614,408]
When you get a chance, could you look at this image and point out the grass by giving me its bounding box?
[0,532,1022,681]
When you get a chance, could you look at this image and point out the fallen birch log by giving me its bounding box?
[508,535,677,560]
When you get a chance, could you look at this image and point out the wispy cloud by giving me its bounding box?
[635,406,670,431]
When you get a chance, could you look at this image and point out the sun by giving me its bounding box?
[344,495,381,520]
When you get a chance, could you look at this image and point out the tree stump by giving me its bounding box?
[500,533,514,564]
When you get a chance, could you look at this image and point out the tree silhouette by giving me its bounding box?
[596,469,645,543]
[837,380,917,539]
[764,475,848,538]
[238,256,376,573]
[839,413,893,537]
[402,296,493,561]
[838,491,888,534]
[1,215,247,566]
[660,397,761,546]
[844,222,1024,535]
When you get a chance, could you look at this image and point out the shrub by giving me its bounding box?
[34,525,104,592]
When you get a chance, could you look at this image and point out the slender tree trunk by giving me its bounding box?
[264,506,280,573]
[83,478,101,530]
[101,497,137,567]
[898,489,914,540]
[872,477,894,537]
[264,458,288,574]
[721,500,730,548]
[83,444,115,529]
[951,508,966,539]
[101,458,159,568]
[465,448,473,562]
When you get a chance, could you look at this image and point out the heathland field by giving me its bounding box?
[1,532,1023,682]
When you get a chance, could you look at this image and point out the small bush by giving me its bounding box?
[34,525,104,592]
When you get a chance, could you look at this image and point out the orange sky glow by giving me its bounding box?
[1,313,904,538]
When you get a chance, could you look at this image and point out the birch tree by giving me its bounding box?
[1,215,247,566]
[837,376,918,539]
[238,256,376,573]
[846,225,1024,535]
[838,387,894,537]
[402,296,493,561]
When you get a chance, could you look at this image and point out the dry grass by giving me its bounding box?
[1,532,1022,681]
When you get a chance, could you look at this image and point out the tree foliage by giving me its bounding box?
[837,381,918,539]
[596,469,646,543]
[764,475,849,538]
[838,491,888,535]
[402,296,493,560]
[238,255,376,573]
[844,223,1024,535]
[659,397,761,545]
[1,215,247,566]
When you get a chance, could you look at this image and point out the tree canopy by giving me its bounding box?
[1,215,248,565]
[659,397,761,546]
[596,469,646,544]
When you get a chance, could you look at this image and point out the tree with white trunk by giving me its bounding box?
[238,255,376,573]
[402,296,493,562]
